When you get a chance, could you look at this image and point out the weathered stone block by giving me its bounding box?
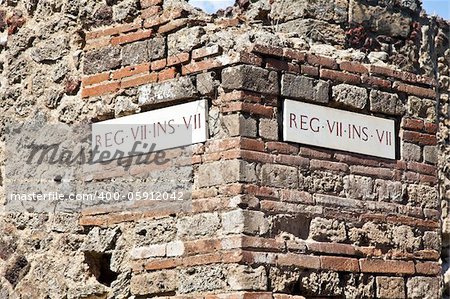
[81,227,120,252]
[391,225,421,251]
[407,96,437,122]
[300,271,343,296]
[168,26,205,56]
[83,46,122,75]
[281,74,329,103]
[407,184,439,209]
[261,164,298,189]
[376,277,405,299]
[374,179,403,203]
[370,90,405,115]
[177,213,220,240]
[121,37,165,66]
[270,0,348,23]
[423,145,438,164]
[196,71,218,95]
[332,84,367,109]
[222,113,257,137]
[227,265,267,291]
[259,118,278,140]
[138,77,197,106]
[222,65,279,95]
[179,265,225,293]
[130,244,166,259]
[401,142,422,161]
[222,210,269,235]
[406,277,441,299]
[31,36,69,62]
[130,270,177,295]
[309,217,347,242]
[423,231,441,251]
[344,175,375,200]
[197,160,257,187]
[362,222,391,246]
[278,19,346,45]
[344,274,375,299]
[134,218,176,246]
[349,0,412,37]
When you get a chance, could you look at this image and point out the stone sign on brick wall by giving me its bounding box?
[283,100,396,159]
[92,100,208,160]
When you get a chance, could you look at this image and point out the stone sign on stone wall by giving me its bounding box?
[283,100,396,159]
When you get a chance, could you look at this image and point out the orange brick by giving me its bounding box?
[415,261,441,275]
[237,52,263,66]
[111,29,152,45]
[394,82,436,99]
[86,22,142,40]
[251,44,283,57]
[85,37,111,50]
[82,72,110,86]
[141,6,161,19]
[407,162,437,175]
[181,58,223,75]
[151,58,167,70]
[402,118,424,131]
[369,65,395,77]
[144,258,179,271]
[266,142,299,154]
[158,18,188,34]
[361,74,392,89]
[158,67,177,81]
[277,253,321,269]
[350,165,393,179]
[82,81,120,98]
[167,53,190,66]
[192,45,221,60]
[359,259,415,274]
[301,65,319,77]
[307,242,356,256]
[120,73,157,89]
[321,256,360,272]
[140,0,162,8]
[340,61,368,73]
[111,63,150,80]
[307,54,338,69]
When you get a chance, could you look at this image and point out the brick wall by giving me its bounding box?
[0,0,448,298]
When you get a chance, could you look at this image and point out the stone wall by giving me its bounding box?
[0,0,449,298]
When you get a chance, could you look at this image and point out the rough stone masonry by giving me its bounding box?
[0,0,449,298]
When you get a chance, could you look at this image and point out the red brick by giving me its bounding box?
[274,154,310,167]
[277,253,321,269]
[321,256,360,272]
[424,122,438,134]
[416,76,437,87]
[301,65,319,77]
[184,239,222,254]
[359,259,415,274]
[350,165,393,179]
[151,58,167,71]
[221,102,275,118]
[205,138,240,153]
[192,45,221,60]
[158,18,188,34]
[86,21,142,40]
[369,65,395,77]
[240,150,273,163]
[306,54,338,69]
[414,250,440,261]
[237,52,263,66]
[111,63,150,80]
[280,189,313,204]
[82,72,110,86]
[307,242,356,256]
[394,82,436,99]
[282,48,306,61]
[240,138,265,152]
[266,58,289,71]
[158,67,177,81]
[140,0,162,8]
[334,153,382,168]
[415,261,441,275]
[181,58,223,75]
[266,142,299,154]
[167,53,190,66]
[120,73,157,89]
[402,118,424,131]
[419,174,438,185]
[299,147,333,160]
[251,44,283,57]
[339,61,368,74]
[111,29,152,45]
[141,6,161,19]
[361,74,392,89]
[310,159,349,173]
[144,258,179,270]
[407,162,437,175]
[320,69,361,84]
[392,70,417,84]
[386,215,439,229]
[402,130,437,146]
[81,81,120,98]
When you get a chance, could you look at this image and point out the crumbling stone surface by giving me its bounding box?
[222,65,279,95]
[281,74,329,103]
[332,84,368,109]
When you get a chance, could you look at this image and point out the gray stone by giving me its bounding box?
[81,227,120,252]
[309,217,347,242]
[30,36,69,62]
[222,65,279,95]
[278,19,346,45]
[300,271,343,296]
[114,96,140,117]
[281,74,329,103]
[374,179,403,203]
[332,84,368,109]
[270,0,348,23]
[344,175,375,200]
[138,77,197,106]
[197,160,257,188]
[177,213,220,240]
[423,146,438,164]
[344,274,375,299]
[130,270,177,296]
[269,268,301,292]
[407,96,437,122]
[376,277,405,299]
[83,46,122,75]
[227,265,267,291]
[401,142,422,161]
[407,184,439,209]
[222,210,269,235]
[370,90,405,115]
[305,171,344,194]
[259,118,278,140]
[261,164,298,189]
[406,277,441,299]
[362,222,391,246]
[423,231,441,251]
[349,0,412,38]
[196,72,218,95]
[113,0,139,22]
[168,26,205,56]
[134,218,176,246]
[179,265,225,293]
[122,40,148,66]
[222,113,257,137]
[148,36,165,60]
[391,225,421,251]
